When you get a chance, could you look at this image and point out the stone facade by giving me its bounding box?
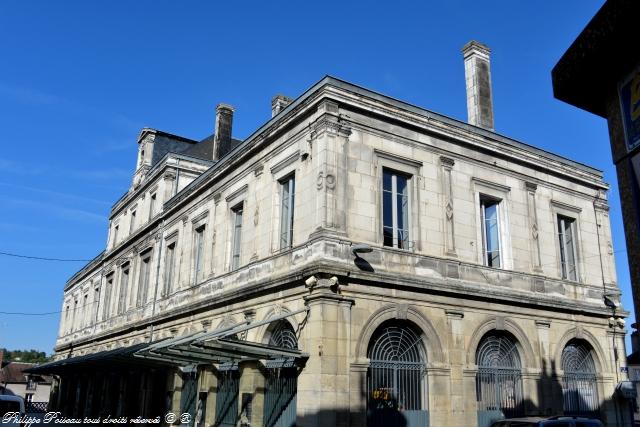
[48,75,629,426]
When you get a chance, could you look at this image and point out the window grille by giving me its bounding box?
[475,333,523,420]
[561,341,599,416]
[366,321,429,426]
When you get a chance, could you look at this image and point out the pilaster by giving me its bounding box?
[440,156,457,257]
[310,100,351,239]
[299,275,354,427]
[525,182,543,273]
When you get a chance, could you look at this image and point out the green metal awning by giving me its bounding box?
[26,307,309,374]
[134,307,309,366]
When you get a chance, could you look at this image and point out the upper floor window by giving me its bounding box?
[382,169,410,249]
[82,294,88,327]
[102,273,114,320]
[558,215,578,281]
[94,286,100,319]
[113,224,119,247]
[480,196,501,268]
[231,204,244,270]
[280,175,295,249]
[164,242,176,296]
[118,263,130,314]
[149,193,157,220]
[194,225,206,283]
[129,210,137,234]
[137,250,152,306]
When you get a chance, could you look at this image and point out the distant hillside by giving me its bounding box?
[0,349,50,364]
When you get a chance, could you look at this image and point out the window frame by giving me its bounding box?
[473,178,512,270]
[137,249,153,307]
[550,200,583,283]
[117,262,130,314]
[480,195,502,268]
[279,174,296,250]
[382,168,411,250]
[373,150,422,252]
[231,203,244,270]
[163,240,177,297]
[149,191,157,221]
[557,214,580,282]
[102,272,114,320]
[129,208,137,234]
[193,224,206,283]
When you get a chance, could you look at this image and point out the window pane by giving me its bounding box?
[383,227,394,247]
[558,216,577,281]
[383,170,392,191]
[232,208,243,269]
[396,175,407,196]
[383,191,393,230]
[482,200,501,268]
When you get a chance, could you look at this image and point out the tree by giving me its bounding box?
[0,348,50,364]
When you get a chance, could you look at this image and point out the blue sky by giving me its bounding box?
[0,1,627,354]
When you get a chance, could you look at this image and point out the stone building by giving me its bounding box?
[32,41,630,426]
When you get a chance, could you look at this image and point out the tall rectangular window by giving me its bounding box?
[480,196,501,268]
[94,286,100,321]
[231,205,244,270]
[102,273,114,320]
[82,294,88,328]
[382,169,410,249]
[113,225,119,247]
[280,175,295,249]
[558,215,578,281]
[194,225,206,282]
[149,193,157,220]
[72,299,78,331]
[118,263,130,314]
[137,251,152,306]
[129,210,136,234]
[164,242,176,296]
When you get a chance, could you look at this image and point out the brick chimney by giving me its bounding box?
[213,103,235,161]
[462,41,495,131]
[271,94,292,117]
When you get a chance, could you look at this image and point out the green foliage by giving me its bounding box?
[0,348,50,364]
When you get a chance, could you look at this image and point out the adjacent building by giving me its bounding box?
[32,41,630,426]
[1,361,52,410]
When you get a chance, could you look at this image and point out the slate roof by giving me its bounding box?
[0,362,52,384]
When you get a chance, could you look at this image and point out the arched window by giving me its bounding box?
[476,333,524,422]
[268,320,298,350]
[366,320,428,426]
[561,340,599,416]
[263,320,298,427]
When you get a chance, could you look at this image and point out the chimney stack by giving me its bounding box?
[271,94,292,117]
[462,41,495,131]
[213,103,234,161]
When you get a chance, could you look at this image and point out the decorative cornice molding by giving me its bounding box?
[550,199,582,214]
[270,151,300,176]
[374,148,423,168]
[225,184,249,204]
[472,177,511,193]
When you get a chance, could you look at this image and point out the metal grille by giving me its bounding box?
[476,334,523,419]
[561,341,599,416]
[263,321,298,427]
[214,370,239,427]
[366,322,428,427]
